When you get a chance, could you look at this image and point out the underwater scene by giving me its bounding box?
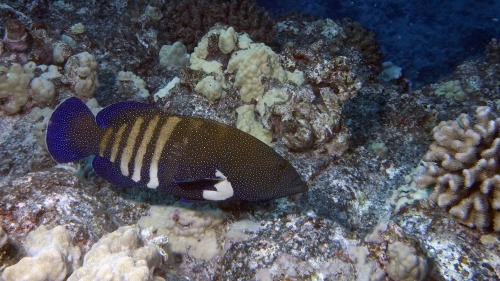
[1,0,500,280]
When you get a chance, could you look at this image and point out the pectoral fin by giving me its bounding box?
[174,170,234,201]
[174,178,221,190]
[202,178,234,201]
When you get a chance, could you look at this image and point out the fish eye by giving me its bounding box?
[278,162,287,170]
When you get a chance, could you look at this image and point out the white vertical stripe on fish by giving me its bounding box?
[147,116,182,189]
[132,115,160,182]
[120,117,144,177]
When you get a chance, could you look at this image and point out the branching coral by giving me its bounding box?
[415,107,500,232]
[348,221,428,281]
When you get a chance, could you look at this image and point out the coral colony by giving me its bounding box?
[1,0,500,280]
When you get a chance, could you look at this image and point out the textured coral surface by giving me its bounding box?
[157,0,274,51]
[416,107,500,232]
[1,0,500,280]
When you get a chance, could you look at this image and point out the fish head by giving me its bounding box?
[269,156,309,198]
[231,151,308,201]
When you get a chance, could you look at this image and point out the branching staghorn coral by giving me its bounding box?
[415,106,500,232]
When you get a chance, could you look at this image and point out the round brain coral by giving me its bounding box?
[415,107,500,232]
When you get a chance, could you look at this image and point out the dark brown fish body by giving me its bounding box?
[46,97,308,202]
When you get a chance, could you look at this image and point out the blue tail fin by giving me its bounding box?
[46,97,102,163]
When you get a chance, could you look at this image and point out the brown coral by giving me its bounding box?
[157,0,274,51]
[305,56,362,102]
[341,18,383,72]
[415,107,500,232]
[485,38,500,63]
[3,19,28,52]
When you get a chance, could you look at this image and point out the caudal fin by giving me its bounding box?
[46,97,102,163]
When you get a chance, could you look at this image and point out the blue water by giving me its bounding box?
[257,0,500,88]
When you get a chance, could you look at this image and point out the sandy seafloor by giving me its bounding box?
[1,1,500,280]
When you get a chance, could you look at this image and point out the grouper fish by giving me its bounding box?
[46,97,308,202]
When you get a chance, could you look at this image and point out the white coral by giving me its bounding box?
[31,77,55,104]
[67,226,164,281]
[159,41,189,68]
[0,63,30,114]
[2,225,82,281]
[61,52,99,98]
[386,242,428,281]
[138,202,225,261]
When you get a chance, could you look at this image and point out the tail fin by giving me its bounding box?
[46,97,102,163]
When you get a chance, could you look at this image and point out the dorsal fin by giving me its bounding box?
[95,101,155,128]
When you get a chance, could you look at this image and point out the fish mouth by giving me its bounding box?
[291,176,308,192]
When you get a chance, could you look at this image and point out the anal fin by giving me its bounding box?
[92,156,143,188]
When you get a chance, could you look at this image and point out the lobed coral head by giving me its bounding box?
[415,107,500,232]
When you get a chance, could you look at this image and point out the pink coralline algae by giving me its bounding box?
[3,19,28,52]
[1,19,29,63]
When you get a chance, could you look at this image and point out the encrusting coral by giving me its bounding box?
[415,106,500,232]
[138,202,225,261]
[2,225,82,281]
[67,226,164,281]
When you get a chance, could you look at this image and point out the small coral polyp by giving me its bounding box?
[415,106,500,232]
